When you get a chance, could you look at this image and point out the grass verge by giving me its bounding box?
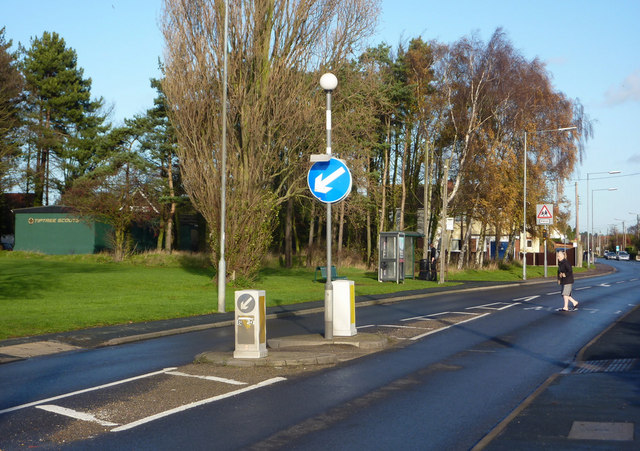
[0,251,566,340]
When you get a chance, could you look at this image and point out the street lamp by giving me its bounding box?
[586,170,621,267]
[319,72,337,339]
[523,126,577,280]
[592,188,617,262]
[615,218,626,252]
[217,0,229,313]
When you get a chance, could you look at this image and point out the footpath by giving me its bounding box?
[1,263,638,448]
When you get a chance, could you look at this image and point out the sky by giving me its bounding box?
[3,0,640,237]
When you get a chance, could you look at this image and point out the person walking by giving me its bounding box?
[557,251,579,311]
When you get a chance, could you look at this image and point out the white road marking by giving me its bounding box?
[575,286,591,291]
[36,404,118,427]
[0,367,178,415]
[467,302,519,311]
[401,311,476,322]
[111,377,287,432]
[410,313,490,341]
[513,295,540,302]
[547,291,561,295]
[166,371,246,385]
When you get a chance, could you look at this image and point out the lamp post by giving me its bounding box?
[319,72,337,339]
[615,218,626,252]
[523,126,577,280]
[592,188,617,261]
[217,0,229,313]
[586,170,621,267]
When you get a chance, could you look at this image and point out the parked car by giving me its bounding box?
[617,251,630,261]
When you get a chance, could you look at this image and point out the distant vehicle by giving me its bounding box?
[617,251,630,261]
[605,251,617,260]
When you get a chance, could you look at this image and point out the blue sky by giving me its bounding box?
[4,0,640,235]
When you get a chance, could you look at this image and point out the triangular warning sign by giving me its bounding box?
[537,205,553,219]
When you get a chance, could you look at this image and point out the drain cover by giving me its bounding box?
[568,421,634,441]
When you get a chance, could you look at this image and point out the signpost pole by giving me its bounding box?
[319,73,338,339]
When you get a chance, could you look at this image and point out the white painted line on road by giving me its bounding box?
[357,324,375,329]
[410,313,490,341]
[615,280,626,284]
[111,377,287,432]
[166,371,246,386]
[599,283,611,287]
[575,286,591,291]
[36,404,119,427]
[467,302,518,311]
[0,367,178,415]
[513,295,540,302]
[401,311,475,322]
[546,291,561,296]
[630,278,639,282]
[378,324,426,330]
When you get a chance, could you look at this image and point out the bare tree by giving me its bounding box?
[161,0,379,278]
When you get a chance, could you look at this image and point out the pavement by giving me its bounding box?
[1,262,639,448]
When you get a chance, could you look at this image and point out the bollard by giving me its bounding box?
[234,290,267,358]
[332,279,356,336]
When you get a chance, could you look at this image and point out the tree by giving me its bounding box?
[161,0,379,279]
[20,31,106,206]
[63,128,159,261]
[0,28,24,194]
[126,78,181,252]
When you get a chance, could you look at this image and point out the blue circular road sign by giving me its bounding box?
[307,157,352,204]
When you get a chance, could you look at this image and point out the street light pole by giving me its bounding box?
[217,0,229,313]
[592,188,617,261]
[586,170,620,268]
[522,126,576,280]
[320,72,338,339]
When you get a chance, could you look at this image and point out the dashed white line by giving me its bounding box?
[37,404,118,427]
[111,377,287,432]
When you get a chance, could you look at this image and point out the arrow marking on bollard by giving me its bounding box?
[314,167,346,193]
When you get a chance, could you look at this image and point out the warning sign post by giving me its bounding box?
[536,204,554,225]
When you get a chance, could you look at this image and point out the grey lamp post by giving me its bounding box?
[319,72,337,339]
[217,0,229,313]
[523,126,577,280]
[592,188,617,261]
[586,171,620,267]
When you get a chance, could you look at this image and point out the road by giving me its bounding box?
[0,260,638,449]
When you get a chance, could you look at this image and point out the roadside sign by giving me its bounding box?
[536,204,554,225]
[308,157,352,204]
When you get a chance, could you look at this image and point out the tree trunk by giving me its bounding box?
[285,196,293,268]
[306,201,316,267]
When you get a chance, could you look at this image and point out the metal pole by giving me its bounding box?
[324,88,333,339]
[544,225,548,278]
[586,173,590,268]
[439,159,449,284]
[217,0,229,313]
[522,132,527,280]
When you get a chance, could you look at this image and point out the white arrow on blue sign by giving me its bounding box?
[308,157,352,204]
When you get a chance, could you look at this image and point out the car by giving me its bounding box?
[605,251,617,260]
[617,251,630,261]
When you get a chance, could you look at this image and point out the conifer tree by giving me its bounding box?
[20,31,106,205]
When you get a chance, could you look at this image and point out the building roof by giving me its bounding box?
[12,205,77,214]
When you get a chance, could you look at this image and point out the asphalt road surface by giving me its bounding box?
[0,259,638,449]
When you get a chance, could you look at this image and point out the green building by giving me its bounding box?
[13,206,111,255]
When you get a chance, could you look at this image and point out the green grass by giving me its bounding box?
[0,251,571,340]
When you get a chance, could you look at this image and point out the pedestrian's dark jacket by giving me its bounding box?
[558,259,574,285]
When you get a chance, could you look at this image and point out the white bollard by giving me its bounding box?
[234,290,267,358]
[332,279,356,336]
